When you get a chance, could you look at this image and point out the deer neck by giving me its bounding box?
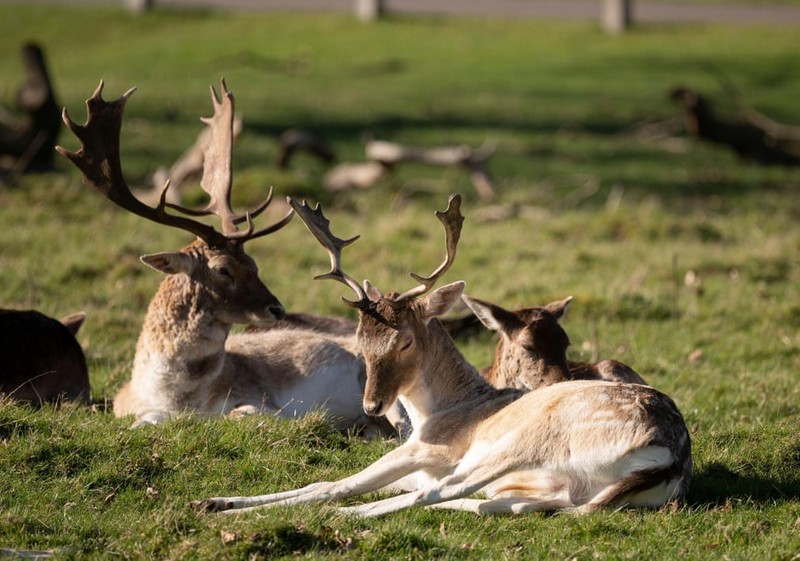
[491,338,572,391]
[133,274,230,382]
[399,319,500,430]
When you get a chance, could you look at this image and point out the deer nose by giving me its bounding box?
[268,304,286,320]
[363,399,383,416]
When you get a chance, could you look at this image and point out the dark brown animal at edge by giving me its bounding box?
[0,309,90,405]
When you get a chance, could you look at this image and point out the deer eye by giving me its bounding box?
[216,266,234,281]
[398,335,414,352]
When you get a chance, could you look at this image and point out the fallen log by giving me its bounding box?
[366,139,497,200]
[669,86,800,166]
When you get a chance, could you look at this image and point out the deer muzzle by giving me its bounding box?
[362,398,384,417]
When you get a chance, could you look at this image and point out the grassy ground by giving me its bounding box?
[1,4,798,559]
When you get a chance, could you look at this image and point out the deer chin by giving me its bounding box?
[227,302,285,327]
[247,314,280,328]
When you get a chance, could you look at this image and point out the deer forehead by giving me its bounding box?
[515,307,553,325]
[516,310,568,341]
[187,242,257,272]
[357,303,416,351]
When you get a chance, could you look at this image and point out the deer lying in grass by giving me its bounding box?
[193,194,692,517]
[57,80,396,436]
[0,309,90,405]
[461,295,647,391]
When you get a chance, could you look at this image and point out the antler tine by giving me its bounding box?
[237,191,296,243]
[171,186,294,242]
[395,193,464,302]
[56,80,229,247]
[232,187,273,225]
[197,77,239,235]
[287,197,370,308]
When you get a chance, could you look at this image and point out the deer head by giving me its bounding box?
[57,80,294,326]
[290,194,465,416]
[462,295,573,360]
[461,295,573,389]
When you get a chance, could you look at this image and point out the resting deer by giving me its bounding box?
[0,309,90,405]
[461,295,647,391]
[193,194,692,517]
[57,80,397,436]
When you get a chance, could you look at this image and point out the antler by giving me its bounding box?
[288,197,371,309]
[57,80,293,249]
[395,193,464,302]
[167,79,290,241]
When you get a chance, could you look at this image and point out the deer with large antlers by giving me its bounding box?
[57,81,397,435]
[461,295,647,391]
[193,194,691,517]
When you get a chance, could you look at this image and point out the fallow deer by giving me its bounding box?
[194,194,691,517]
[0,308,90,405]
[461,295,647,391]
[57,80,397,436]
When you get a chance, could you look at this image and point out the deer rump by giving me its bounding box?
[435,381,691,513]
[0,309,90,405]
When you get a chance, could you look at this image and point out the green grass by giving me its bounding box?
[1,4,799,559]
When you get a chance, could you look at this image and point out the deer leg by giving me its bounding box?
[192,482,330,513]
[131,410,173,427]
[378,472,424,493]
[193,442,436,513]
[338,461,512,518]
[227,404,259,418]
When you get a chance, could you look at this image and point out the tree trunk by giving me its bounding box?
[602,0,633,34]
[356,0,385,22]
[125,0,154,14]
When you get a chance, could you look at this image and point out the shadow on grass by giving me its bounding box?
[242,115,799,203]
[119,91,800,211]
[688,461,800,508]
[232,522,447,558]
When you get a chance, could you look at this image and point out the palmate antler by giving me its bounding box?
[56,79,293,249]
[289,194,464,307]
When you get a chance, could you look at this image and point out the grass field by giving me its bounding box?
[1,3,799,559]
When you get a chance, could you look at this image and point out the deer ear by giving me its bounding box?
[420,281,465,323]
[140,252,194,275]
[462,294,518,334]
[59,311,87,336]
[544,296,573,322]
[363,279,382,302]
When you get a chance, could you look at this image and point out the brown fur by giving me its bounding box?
[113,239,396,436]
[194,281,691,517]
[194,197,691,517]
[0,309,90,405]
[462,295,647,391]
